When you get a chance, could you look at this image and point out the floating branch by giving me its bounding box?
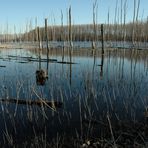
[0,65,6,68]
[57,61,77,64]
[7,55,57,63]
[28,57,57,62]
[17,61,29,64]
[8,55,32,59]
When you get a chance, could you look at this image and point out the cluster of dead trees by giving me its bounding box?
[0,20,148,43]
[20,20,148,42]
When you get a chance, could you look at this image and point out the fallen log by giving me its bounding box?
[8,55,32,59]
[0,65,6,67]
[0,99,63,109]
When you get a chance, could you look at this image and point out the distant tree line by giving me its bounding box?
[21,20,148,42]
[0,20,148,43]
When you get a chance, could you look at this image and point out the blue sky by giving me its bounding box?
[0,0,147,33]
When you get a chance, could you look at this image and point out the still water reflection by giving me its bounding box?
[0,48,147,144]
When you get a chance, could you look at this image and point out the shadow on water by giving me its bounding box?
[0,47,147,146]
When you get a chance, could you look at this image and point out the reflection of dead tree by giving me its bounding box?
[99,54,104,79]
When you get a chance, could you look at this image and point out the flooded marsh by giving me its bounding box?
[0,47,148,147]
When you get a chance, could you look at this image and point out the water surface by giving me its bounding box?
[0,47,147,145]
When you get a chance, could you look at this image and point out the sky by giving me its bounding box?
[0,0,147,33]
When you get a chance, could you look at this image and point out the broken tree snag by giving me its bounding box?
[101,24,104,54]
[36,69,48,85]
[0,99,63,109]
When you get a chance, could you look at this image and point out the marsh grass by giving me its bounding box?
[0,1,147,147]
[1,63,147,143]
